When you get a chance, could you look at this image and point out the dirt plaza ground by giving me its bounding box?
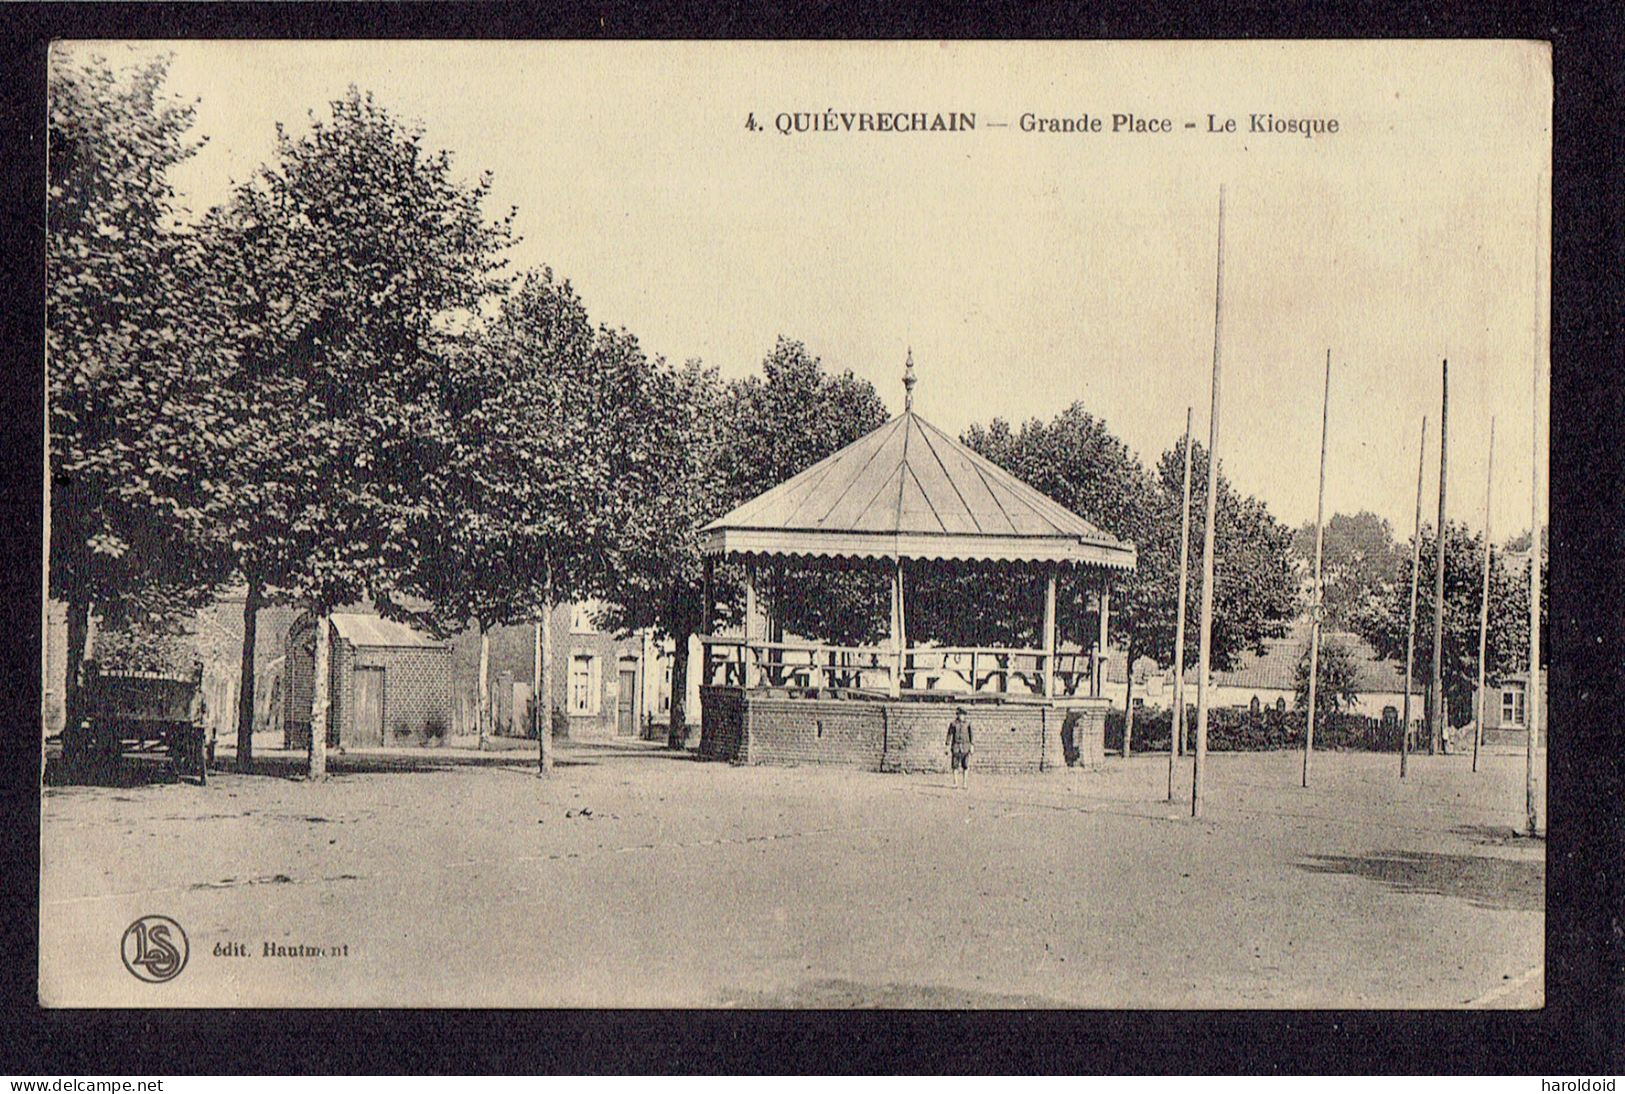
[39,738,1545,1009]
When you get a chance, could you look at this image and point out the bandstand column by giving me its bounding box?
[700,555,714,685]
[1093,579,1112,698]
[889,558,905,698]
[743,559,758,689]
[1042,566,1058,698]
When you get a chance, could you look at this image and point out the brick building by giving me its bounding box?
[41,590,299,742]
[284,612,454,748]
[447,602,664,742]
[1472,669,1549,747]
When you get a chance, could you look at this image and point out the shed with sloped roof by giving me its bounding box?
[284,611,453,749]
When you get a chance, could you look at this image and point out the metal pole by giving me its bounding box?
[1527,176,1544,837]
[1169,406,1194,802]
[1473,418,1495,773]
[1401,417,1428,778]
[539,565,554,775]
[1304,348,1332,787]
[1192,186,1226,819]
[1431,360,1449,754]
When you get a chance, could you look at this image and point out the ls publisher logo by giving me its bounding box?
[121,915,188,983]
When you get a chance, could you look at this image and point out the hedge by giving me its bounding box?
[1105,705,1406,753]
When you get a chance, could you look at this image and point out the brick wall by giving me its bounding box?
[699,686,746,761]
[881,702,1052,774]
[284,615,317,748]
[740,696,886,769]
[699,689,1109,773]
[355,645,453,745]
[1060,703,1107,769]
[446,610,646,739]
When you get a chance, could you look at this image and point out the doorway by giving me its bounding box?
[353,667,385,746]
[616,668,637,736]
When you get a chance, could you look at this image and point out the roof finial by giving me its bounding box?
[903,347,916,412]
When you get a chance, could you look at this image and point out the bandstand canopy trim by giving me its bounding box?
[700,410,1137,570]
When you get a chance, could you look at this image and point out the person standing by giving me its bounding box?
[946,706,974,789]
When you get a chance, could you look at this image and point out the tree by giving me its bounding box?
[47,51,230,725]
[912,413,1299,756]
[1290,511,1407,628]
[597,336,889,746]
[1295,637,1360,717]
[1149,441,1302,675]
[934,406,1159,750]
[197,86,515,771]
[592,357,726,746]
[724,341,891,648]
[1355,519,1531,731]
[943,406,1156,650]
[410,270,692,771]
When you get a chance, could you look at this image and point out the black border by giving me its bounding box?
[2,1,1620,1076]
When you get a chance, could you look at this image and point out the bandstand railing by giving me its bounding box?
[701,638,1105,699]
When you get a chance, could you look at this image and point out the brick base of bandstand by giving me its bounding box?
[698,687,1107,773]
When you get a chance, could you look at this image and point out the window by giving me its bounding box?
[1382,705,1398,725]
[569,654,600,716]
[1501,687,1525,726]
[1249,695,1261,715]
[1275,697,1287,713]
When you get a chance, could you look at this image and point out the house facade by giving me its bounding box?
[1472,669,1549,746]
[447,602,669,742]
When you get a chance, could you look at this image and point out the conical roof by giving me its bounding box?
[701,411,1136,569]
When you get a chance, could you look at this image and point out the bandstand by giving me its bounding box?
[697,357,1137,773]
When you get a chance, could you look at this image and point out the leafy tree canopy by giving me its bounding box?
[48,50,229,629]
[1354,519,1539,726]
[196,85,517,616]
[1290,510,1407,628]
[1295,636,1361,716]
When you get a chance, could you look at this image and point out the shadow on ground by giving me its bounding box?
[40,755,192,789]
[720,978,1072,1008]
[43,739,699,787]
[1449,823,1541,846]
[1298,849,1544,913]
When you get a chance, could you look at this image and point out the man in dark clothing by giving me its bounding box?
[946,707,974,788]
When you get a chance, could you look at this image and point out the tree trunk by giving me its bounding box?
[1121,641,1137,757]
[532,617,542,745]
[235,582,262,773]
[63,596,90,733]
[668,623,692,749]
[477,623,490,750]
[538,566,553,775]
[1425,679,1437,756]
[308,614,330,780]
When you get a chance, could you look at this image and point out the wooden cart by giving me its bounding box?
[62,662,208,785]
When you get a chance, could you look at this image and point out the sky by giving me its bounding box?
[59,39,1551,541]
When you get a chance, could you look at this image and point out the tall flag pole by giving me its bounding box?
[1304,349,1332,787]
[1168,405,1194,802]
[1401,417,1428,778]
[1192,186,1226,819]
[1473,418,1495,773]
[1430,360,1450,754]
[1527,174,1545,837]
